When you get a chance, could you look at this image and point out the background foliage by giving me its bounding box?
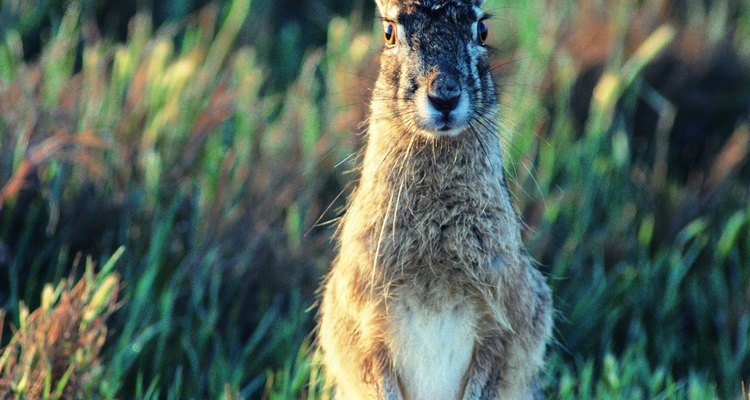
[1,0,749,398]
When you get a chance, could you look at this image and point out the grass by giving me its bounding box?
[1,0,749,398]
[0,249,122,399]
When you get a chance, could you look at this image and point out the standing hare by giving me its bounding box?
[317,0,553,399]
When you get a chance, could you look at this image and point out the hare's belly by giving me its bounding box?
[391,298,477,400]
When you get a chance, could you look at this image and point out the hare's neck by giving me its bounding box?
[354,117,519,236]
[347,118,524,288]
[361,119,505,190]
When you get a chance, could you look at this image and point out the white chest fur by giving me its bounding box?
[390,298,477,400]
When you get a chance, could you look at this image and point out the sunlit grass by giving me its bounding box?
[0,249,123,399]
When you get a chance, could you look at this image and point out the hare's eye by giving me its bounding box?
[477,21,488,45]
[384,22,397,47]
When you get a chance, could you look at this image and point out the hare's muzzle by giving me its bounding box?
[417,71,470,136]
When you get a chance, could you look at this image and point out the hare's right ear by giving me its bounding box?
[374,0,388,18]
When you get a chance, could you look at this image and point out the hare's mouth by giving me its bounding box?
[415,89,471,137]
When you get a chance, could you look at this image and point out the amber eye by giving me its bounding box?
[477,21,488,45]
[384,22,397,47]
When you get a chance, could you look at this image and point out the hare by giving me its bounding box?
[317,0,553,399]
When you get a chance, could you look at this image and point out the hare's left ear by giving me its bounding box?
[374,0,388,18]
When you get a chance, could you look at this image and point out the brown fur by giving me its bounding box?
[317,1,553,398]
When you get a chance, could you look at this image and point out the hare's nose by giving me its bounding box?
[428,93,460,113]
[428,73,461,113]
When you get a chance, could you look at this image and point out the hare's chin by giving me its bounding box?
[416,119,471,137]
[418,123,470,137]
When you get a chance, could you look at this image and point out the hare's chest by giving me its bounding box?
[389,297,477,400]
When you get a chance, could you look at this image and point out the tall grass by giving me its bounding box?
[0,0,357,396]
[0,0,749,398]
[0,249,122,399]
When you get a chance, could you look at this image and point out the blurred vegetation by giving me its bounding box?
[0,250,121,399]
[0,0,749,398]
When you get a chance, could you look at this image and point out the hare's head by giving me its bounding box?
[372,0,496,138]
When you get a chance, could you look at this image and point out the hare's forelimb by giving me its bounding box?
[461,337,503,400]
[462,336,549,400]
[377,370,404,400]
